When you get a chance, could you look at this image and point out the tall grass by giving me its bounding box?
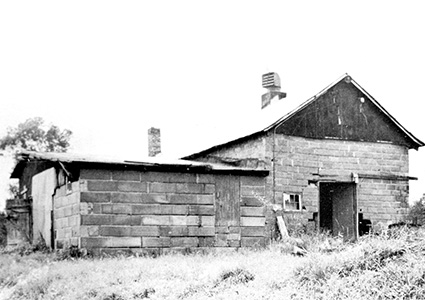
[1,227,425,299]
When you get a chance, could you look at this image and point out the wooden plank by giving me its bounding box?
[276,216,289,238]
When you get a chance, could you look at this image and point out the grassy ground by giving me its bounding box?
[2,228,425,300]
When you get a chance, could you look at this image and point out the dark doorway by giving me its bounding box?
[319,182,357,240]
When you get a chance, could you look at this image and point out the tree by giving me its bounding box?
[0,117,73,198]
[0,212,6,246]
[0,117,72,153]
[408,194,425,225]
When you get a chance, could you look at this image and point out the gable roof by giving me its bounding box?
[184,74,424,159]
[10,150,269,179]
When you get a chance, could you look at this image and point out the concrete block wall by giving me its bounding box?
[53,182,80,249]
[192,133,411,232]
[271,135,409,227]
[77,169,267,252]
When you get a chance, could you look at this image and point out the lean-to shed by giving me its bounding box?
[6,151,268,253]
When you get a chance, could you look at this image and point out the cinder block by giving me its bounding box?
[80,169,112,180]
[188,226,215,236]
[64,206,73,217]
[196,174,215,184]
[56,208,65,219]
[241,237,266,248]
[81,192,112,203]
[171,237,199,247]
[168,173,197,183]
[199,237,215,247]
[240,217,266,227]
[204,184,215,194]
[241,197,264,207]
[241,207,265,217]
[241,176,265,187]
[130,226,160,237]
[71,204,79,215]
[215,226,229,234]
[201,216,214,226]
[81,214,112,225]
[167,194,196,204]
[197,195,214,205]
[101,204,113,214]
[111,170,140,181]
[169,216,190,226]
[111,215,140,226]
[142,193,169,204]
[87,181,118,192]
[117,182,147,192]
[81,237,108,248]
[241,226,265,237]
[80,226,99,237]
[161,205,188,215]
[141,215,170,225]
[99,226,131,237]
[228,240,241,247]
[132,204,161,215]
[188,205,214,215]
[142,237,171,248]
[140,172,170,183]
[176,183,203,194]
[215,234,229,247]
[106,237,141,248]
[69,215,79,227]
[159,226,188,236]
[149,182,177,193]
[227,233,241,240]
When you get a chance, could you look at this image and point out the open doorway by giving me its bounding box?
[319,182,357,240]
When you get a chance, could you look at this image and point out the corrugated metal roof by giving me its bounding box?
[184,74,424,159]
[11,150,269,178]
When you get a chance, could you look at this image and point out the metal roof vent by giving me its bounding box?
[261,72,286,109]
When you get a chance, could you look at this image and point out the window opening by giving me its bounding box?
[283,193,301,211]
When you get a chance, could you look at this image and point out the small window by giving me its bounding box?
[283,193,301,211]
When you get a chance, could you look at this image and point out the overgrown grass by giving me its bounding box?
[1,227,425,299]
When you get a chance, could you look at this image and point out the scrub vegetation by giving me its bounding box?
[1,227,425,300]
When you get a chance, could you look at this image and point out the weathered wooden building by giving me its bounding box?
[6,152,268,253]
[6,74,423,252]
[184,74,424,240]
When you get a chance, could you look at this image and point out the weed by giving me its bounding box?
[216,267,255,286]
[133,287,155,299]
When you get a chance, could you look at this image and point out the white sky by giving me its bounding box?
[1,1,424,210]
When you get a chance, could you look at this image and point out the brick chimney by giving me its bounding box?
[261,72,286,109]
[148,127,161,157]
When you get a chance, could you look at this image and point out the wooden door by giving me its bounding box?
[215,175,240,247]
[215,175,240,227]
[319,182,357,241]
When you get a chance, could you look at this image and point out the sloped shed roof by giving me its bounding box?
[11,151,269,179]
[184,74,424,160]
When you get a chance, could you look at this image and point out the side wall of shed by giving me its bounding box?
[53,182,81,249]
[77,169,267,254]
